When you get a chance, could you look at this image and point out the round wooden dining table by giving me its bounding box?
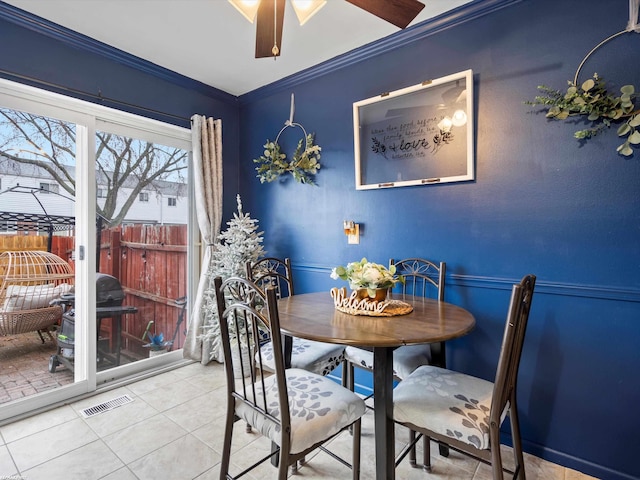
[276,291,476,480]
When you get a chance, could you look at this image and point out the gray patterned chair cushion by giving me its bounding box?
[344,344,431,380]
[236,368,366,454]
[393,365,494,450]
[260,338,345,376]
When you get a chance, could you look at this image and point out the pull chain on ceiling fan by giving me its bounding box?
[272,0,280,57]
[229,0,426,59]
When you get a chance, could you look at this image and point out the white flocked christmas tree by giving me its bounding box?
[210,194,266,279]
[201,194,266,361]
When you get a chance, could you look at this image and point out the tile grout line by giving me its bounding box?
[1,363,601,480]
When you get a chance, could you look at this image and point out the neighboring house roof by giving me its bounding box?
[0,156,187,196]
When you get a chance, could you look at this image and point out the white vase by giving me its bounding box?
[149,348,168,357]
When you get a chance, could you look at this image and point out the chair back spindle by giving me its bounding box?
[246,257,294,299]
[214,275,365,479]
[214,276,291,434]
[391,258,445,301]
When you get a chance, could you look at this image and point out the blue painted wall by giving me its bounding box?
[237,1,640,479]
[1,0,639,478]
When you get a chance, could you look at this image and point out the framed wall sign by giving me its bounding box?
[353,69,474,190]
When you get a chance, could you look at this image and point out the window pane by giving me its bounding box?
[0,106,77,405]
[95,130,189,369]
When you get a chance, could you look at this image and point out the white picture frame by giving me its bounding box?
[353,69,474,190]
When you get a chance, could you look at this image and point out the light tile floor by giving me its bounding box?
[0,362,600,479]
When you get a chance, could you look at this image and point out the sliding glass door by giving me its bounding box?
[93,122,189,377]
[0,78,192,421]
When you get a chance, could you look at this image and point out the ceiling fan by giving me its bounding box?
[230,0,426,58]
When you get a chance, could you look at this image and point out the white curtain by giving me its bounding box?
[629,0,640,31]
[183,114,223,364]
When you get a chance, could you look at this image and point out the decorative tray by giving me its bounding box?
[330,287,414,317]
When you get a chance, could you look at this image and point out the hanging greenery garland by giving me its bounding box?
[253,93,322,185]
[526,2,640,156]
[254,130,321,184]
[527,73,639,156]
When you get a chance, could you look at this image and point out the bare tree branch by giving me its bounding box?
[0,108,188,225]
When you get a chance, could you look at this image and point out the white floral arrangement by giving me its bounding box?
[330,257,404,298]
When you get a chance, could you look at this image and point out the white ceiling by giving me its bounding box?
[4,0,472,96]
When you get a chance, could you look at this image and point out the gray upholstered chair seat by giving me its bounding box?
[392,275,536,478]
[214,276,365,479]
[344,258,446,391]
[344,344,430,380]
[249,257,345,378]
[393,365,495,449]
[261,338,345,376]
[236,368,366,454]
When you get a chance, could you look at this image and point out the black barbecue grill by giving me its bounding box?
[49,273,138,373]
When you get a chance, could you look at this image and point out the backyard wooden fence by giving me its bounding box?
[101,224,188,355]
[0,235,75,264]
[1,224,188,358]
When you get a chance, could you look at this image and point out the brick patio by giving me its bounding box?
[0,331,73,404]
[0,328,151,405]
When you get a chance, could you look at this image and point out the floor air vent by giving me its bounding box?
[80,394,133,418]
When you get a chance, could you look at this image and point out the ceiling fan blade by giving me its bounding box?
[255,0,285,58]
[345,0,425,29]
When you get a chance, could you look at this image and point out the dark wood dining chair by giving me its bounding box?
[343,258,447,387]
[247,257,345,376]
[393,274,536,479]
[214,276,366,480]
[342,257,446,464]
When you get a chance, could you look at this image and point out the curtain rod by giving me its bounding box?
[0,68,191,123]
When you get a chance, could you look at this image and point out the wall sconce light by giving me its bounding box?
[343,220,360,245]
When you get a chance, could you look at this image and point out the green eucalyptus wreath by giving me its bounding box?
[527,73,640,156]
[254,132,321,185]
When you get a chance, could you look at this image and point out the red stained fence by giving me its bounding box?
[100,224,188,356]
[1,224,189,358]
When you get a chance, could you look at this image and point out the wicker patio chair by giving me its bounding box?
[0,251,74,338]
